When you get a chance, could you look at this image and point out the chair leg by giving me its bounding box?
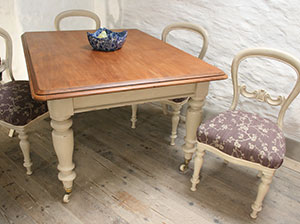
[8,129,15,137]
[257,170,263,178]
[17,130,33,175]
[131,104,138,129]
[170,104,181,146]
[250,170,275,219]
[161,103,168,115]
[190,145,205,191]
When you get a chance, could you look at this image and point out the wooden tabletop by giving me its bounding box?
[22,29,227,101]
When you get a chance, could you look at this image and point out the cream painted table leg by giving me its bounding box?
[180,82,209,172]
[48,99,76,203]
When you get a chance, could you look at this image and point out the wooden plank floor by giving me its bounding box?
[0,104,299,224]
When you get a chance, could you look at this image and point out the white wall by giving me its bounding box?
[119,0,300,141]
[0,0,103,81]
[1,0,299,140]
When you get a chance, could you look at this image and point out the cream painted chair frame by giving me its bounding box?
[54,9,101,31]
[131,22,209,145]
[190,48,300,218]
[0,28,49,175]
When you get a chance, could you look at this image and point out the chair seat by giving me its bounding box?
[197,110,286,168]
[0,81,48,126]
[169,97,188,103]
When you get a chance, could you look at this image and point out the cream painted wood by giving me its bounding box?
[17,130,32,175]
[130,22,209,145]
[131,104,137,129]
[54,9,101,31]
[170,104,181,145]
[73,83,195,113]
[0,28,13,81]
[161,103,168,115]
[8,128,15,137]
[230,48,300,129]
[47,99,76,203]
[180,82,209,171]
[0,27,49,175]
[0,28,15,138]
[191,48,300,219]
[45,81,209,202]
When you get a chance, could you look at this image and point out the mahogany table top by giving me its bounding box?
[22,29,227,101]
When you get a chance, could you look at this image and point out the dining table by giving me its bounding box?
[21,29,227,202]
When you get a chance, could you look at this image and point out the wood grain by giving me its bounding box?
[0,104,299,224]
[22,29,227,100]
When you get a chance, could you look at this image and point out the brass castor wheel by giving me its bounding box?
[62,188,72,203]
[179,159,191,172]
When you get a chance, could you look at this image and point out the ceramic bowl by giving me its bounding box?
[87,28,128,51]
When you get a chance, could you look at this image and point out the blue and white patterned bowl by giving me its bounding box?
[87,28,128,52]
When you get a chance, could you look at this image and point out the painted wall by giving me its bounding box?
[1,0,299,141]
[119,0,300,141]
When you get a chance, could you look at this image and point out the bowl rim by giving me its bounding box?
[87,28,128,40]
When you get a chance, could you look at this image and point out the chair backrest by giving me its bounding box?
[161,22,208,60]
[230,48,300,129]
[54,9,101,31]
[0,27,14,81]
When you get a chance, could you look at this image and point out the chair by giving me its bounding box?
[190,48,300,218]
[131,22,208,145]
[0,27,48,175]
[54,9,101,31]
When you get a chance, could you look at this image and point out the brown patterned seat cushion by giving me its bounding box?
[0,81,48,126]
[197,110,286,169]
[169,97,188,103]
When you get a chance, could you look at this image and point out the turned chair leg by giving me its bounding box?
[161,103,168,115]
[131,104,138,129]
[170,104,182,146]
[190,145,205,191]
[257,170,263,178]
[250,170,275,219]
[8,129,15,137]
[17,130,33,175]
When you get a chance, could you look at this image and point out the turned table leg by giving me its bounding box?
[180,82,209,172]
[48,99,76,203]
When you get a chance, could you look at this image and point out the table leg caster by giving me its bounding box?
[179,159,191,172]
[63,188,72,203]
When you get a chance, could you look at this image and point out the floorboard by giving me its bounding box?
[0,103,299,224]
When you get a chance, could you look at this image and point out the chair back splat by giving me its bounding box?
[191,47,300,219]
[230,48,300,129]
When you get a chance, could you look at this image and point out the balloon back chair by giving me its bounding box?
[54,9,101,31]
[190,48,300,218]
[131,22,209,145]
[0,27,48,175]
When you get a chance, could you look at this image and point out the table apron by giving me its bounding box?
[72,83,198,113]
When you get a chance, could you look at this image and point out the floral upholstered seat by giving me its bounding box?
[197,110,285,169]
[0,27,49,175]
[130,22,209,145]
[0,81,48,126]
[190,48,300,219]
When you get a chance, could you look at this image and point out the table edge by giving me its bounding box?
[22,31,227,101]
